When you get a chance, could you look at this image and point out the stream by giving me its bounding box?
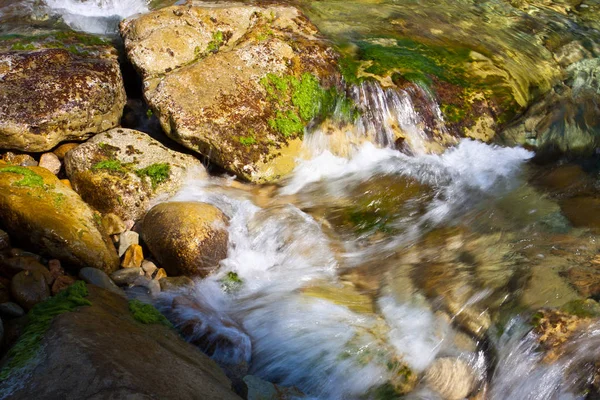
[2,0,600,399]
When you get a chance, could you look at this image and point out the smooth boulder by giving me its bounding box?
[65,128,205,220]
[0,165,119,273]
[0,32,126,152]
[142,202,229,277]
[120,4,341,183]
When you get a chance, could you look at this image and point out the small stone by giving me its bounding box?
[78,267,124,296]
[159,276,194,292]
[133,276,161,297]
[11,270,50,310]
[0,302,25,318]
[122,244,144,269]
[424,358,475,400]
[118,231,139,257]
[2,152,37,166]
[52,143,79,160]
[141,260,157,277]
[154,268,167,280]
[101,213,127,235]
[0,229,10,250]
[51,275,76,295]
[124,220,135,231]
[111,267,143,286]
[38,152,61,175]
[60,179,72,189]
[1,256,53,285]
[48,259,64,281]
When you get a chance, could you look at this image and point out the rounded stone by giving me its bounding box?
[11,270,50,311]
[142,202,229,277]
[424,357,475,400]
[39,152,61,175]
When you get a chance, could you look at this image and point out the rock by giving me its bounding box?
[38,153,61,175]
[120,4,342,183]
[159,276,194,292]
[111,267,143,286]
[122,244,144,269]
[0,318,3,350]
[0,256,52,285]
[1,285,241,400]
[124,219,135,231]
[141,260,158,277]
[118,230,139,257]
[154,268,167,281]
[51,275,76,295]
[243,375,305,400]
[59,179,72,189]
[0,165,119,273]
[78,267,123,297]
[1,152,37,167]
[101,213,126,235]
[0,301,25,318]
[0,228,9,250]
[52,143,79,160]
[424,358,475,400]
[47,259,64,282]
[560,196,600,231]
[0,281,10,303]
[0,33,126,152]
[64,128,205,220]
[520,264,581,310]
[142,202,229,277]
[132,276,161,297]
[10,270,50,310]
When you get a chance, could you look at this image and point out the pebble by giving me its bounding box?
[52,143,79,160]
[78,267,124,297]
[0,302,25,318]
[133,276,161,297]
[154,268,167,281]
[38,152,61,175]
[122,244,144,269]
[51,275,76,295]
[111,267,143,286]
[118,231,139,257]
[141,260,157,277]
[424,357,475,400]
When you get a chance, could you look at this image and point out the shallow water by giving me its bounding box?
[3,0,600,399]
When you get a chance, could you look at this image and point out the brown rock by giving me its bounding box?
[0,256,52,285]
[122,244,144,269]
[1,152,37,166]
[154,268,167,280]
[0,228,9,250]
[561,196,600,230]
[141,260,158,277]
[425,358,475,400]
[53,143,79,160]
[159,276,194,291]
[10,270,50,310]
[51,275,76,295]
[101,213,127,235]
[60,179,72,189]
[142,202,229,277]
[38,152,61,175]
[48,259,65,282]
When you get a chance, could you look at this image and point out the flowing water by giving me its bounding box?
[3,0,600,399]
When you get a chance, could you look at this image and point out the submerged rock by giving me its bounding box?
[0,32,126,152]
[0,165,119,273]
[243,375,305,400]
[1,285,241,400]
[120,4,342,183]
[65,128,204,221]
[424,357,475,400]
[142,202,229,278]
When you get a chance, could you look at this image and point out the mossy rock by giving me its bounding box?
[0,165,119,273]
[0,32,126,152]
[64,128,205,221]
[120,4,345,183]
[141,202,229,278]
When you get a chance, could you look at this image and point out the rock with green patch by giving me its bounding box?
[1,284,240,400]
[141,202,229,278]
[0,165,119,273]
[64,128,204,221]
[0,31,126,152]
[120,4,342,183]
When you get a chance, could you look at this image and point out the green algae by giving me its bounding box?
[239,136,257,146]
[0,280,91,381]
[0,165,44,188]
[128,299,172,328]
[220,271,243,293]
[91,159,126,173]
[261,72,358,137]
[206,31,224,54]
[135,163,171,188]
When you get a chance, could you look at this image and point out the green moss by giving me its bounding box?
[128,299,172,327]
[91,159,126,173]
[0,280,90,380]
[269,110,304,137]
[206,31,224,54]
[135,163,170,189]
[441,103,467,123]
[146,109,153,118]
[11,43,36,51]
[220,271,243,293]
[0,165,44,188]
[3,31,108,54]
[339,54,366,85]
[560,299,600,318]
[239,136,257,146]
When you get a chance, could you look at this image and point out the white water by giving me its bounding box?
[154,137,536,399]
[43,0,149,34]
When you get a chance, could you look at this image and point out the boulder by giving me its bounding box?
[0,302,25,318]
[0,285,241,400]
[10,270,50,311]
[0,32,126,152]
[65,128,204,220]
[120,4,343,183]
[78,267,123,297]
[0,165,119,273]
[142,202,229,277]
